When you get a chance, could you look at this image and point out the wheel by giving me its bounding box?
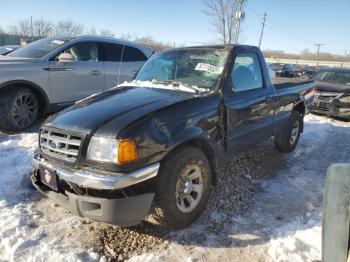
[152,146,212,229]
[274,111,303,153]
[0,88,39,132]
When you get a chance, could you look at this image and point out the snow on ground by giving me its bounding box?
[0,132,104,262]
[0,114,349,262]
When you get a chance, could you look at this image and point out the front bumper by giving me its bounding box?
[33,156,160,190]
[311,100,350,120]
[31,157,160,226]
[32,172,154,226]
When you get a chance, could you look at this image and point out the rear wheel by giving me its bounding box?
[152,146,211,229]
[0,88,39,132]
[274,111,303,153]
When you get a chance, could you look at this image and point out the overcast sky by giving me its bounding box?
[1,0,349,55]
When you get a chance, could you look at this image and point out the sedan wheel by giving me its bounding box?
[11,92,38,129]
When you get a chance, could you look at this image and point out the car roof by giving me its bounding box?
[45,35,155,58]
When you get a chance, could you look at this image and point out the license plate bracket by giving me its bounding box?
[39,164,58,191]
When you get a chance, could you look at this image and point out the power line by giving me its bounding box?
[258,13,267,48]
[245,2,316,46]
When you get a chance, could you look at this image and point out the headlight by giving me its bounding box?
[87,137,138,164]
[339,95,350,103]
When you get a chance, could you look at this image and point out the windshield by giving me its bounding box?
[9,38,69,58]
[135,48,229,90]
[314,71,350,85]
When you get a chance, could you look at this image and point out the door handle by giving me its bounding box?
[43,67,73,71]
[90,70,101,76]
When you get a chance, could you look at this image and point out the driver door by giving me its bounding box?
[48,42,104,104]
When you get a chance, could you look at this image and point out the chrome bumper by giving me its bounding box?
[33,157,160,190]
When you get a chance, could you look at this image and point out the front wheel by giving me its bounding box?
[0,88,39,132]
[152,146,212,229]
[274,111,303,153]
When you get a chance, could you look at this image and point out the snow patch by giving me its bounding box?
[267,218,321,262]
[0,133,102,261]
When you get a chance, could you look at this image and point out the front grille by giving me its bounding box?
[314,92,339,102]
[40,128,82,163]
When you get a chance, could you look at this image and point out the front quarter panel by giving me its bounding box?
[0,62,50,100]
[117,93,223,171]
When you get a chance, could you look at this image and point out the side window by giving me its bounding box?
[122,46,147,62]
[231,52,263,92]
[100,43,123,62]
[58,42,98,62]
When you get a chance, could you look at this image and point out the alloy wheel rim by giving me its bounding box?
[290,120,300,145]
[175,164,204,213]
[11,94,37,128]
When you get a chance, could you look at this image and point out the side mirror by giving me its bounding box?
[58,53,75,62]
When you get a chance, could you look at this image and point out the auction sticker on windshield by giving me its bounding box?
[195,63,224,74]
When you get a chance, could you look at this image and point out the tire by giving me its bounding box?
[152,146,212,229]
[0,88,39,132]
[274,111,303,153]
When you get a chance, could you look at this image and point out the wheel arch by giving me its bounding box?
[0,80,50,114]
[293,101,305,132]
[162,137,220,186]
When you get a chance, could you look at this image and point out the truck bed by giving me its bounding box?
[272,77,313,89]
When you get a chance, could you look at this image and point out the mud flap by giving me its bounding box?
[323,164,350,262]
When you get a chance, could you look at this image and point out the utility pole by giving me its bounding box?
[315,43,325,56]
[258,13,267,48]
[30,16,33,42]
[315,43,325,66]
[235,0,244,44]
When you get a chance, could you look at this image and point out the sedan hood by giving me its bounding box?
[44,86,196,137]
[0,55,39,63]
[315,81,350,93]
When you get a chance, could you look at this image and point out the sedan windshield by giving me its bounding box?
[9,38,69,58]
[314,71,350,85]
[135,48,229,90]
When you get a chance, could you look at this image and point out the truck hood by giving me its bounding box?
[44,86,196,137]
[315,81,350,93]
[0,55,39,63]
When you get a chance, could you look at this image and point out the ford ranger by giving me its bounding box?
[31,45,315,229]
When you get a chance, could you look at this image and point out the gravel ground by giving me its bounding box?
[96,140,281,261]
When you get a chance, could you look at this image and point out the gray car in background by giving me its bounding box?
[0,36,154,132]
[0,45,21,55]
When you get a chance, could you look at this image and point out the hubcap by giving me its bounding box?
[175,164,203,213]
[11,94,37,128]
[290,120,300,145]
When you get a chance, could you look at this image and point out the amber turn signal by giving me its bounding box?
[118,139,138,164]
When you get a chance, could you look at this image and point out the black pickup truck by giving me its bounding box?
[32,45,315,229]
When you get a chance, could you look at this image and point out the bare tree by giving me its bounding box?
[99,29,114,37]
[135,36,171,51]
[86,26,97,35]
[54,20,84,36]
[18,18,32,38]
[33,18,54,37]
[202,0,244,44]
